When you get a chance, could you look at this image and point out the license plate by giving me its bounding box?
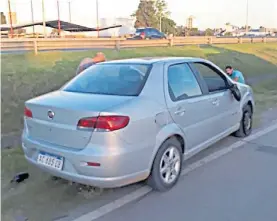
[37,151,64,170]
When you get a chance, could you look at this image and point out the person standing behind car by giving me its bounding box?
[76,52,106,75]
[225,65,245,84]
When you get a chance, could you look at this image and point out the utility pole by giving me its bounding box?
[68,1,71,22]
[42,0,46,37]
[30,0,35,36]
[96,0,99,37]
[57,0,61,36]
[159,14,162,32]
[7,0,13,38]
[246,0,249,33]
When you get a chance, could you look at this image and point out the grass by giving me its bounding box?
[1,43,277,220]
[216,43,277,65]
[252,79,277,127]
[2,43,277,134]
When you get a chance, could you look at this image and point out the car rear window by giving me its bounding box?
[63,63,152,96]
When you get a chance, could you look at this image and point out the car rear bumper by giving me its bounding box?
[22,134,151,188]
[25,156,149,188]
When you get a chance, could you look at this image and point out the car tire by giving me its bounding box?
[147,137,183,191]
[233,105,253,137]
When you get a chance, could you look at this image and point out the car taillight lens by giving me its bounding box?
[78,117,97,128]
[24,107,33,118]
[140,32,145,38]
[77,116,129,131]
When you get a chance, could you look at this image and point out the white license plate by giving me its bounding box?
[37,152,64,170]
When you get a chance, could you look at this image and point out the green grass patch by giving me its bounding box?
[252,79,277,127]
[215,43,277,65]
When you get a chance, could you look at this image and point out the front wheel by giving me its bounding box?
[233,105,253,137]
[147,137,183,191]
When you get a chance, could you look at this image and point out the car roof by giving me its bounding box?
[137,27,156,29]
[101,57,206,65]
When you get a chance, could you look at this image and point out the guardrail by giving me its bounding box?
[1,36,276,54]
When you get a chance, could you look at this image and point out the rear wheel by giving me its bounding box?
[147,137,183,191]
[234,105,253,137]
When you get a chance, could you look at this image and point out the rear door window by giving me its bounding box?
[168,63,203,101]
[63,64,151,96]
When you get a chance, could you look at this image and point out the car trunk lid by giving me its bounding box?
[25,91,132,150]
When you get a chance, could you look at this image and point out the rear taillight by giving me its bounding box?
[78,117,97,128]
[77,116,129,131]
[24,107,33,118]
[140,32,145,39]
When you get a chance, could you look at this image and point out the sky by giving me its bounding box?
[1,0,277,29]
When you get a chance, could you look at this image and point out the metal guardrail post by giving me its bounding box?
[33,40,38,55]
[169,38,174,47]
[115,40,120,51]
[262,37,267,43]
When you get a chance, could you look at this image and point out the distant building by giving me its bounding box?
[219,23,276,37]
[186,16,195,29]
[224,23,239,33]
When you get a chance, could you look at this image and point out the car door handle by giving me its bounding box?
[174,108,186,115]
[211,99,219,106]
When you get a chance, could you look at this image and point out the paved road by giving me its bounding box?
[94,128,277,221]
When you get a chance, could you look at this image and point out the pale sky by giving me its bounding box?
[1,0,277,29]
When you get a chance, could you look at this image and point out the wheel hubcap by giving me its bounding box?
[159,146,181,184]
[244,112,252,131]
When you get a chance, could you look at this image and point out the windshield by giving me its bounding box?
[63,63,151,96]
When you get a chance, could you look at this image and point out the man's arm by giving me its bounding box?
[232,72,239,82]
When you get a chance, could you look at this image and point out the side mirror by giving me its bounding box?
[229,83,241,101]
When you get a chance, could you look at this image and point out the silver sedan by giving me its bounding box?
[22,57,254,191]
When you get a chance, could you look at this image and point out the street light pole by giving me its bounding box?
[7,0,13,38]
[246,0,249,33]
[96,0,99,37]
[42,0,46,37]
[68,1,71,22]
[159,14,162,32]
[57,0,61,36]
[30,0,35,36]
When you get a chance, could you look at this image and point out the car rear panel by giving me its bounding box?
[25,91,133,150]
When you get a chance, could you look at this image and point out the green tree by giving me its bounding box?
[176,26,185,36]
[1,12,7,24]
[224,32,232,36]
[161,17,176,35]
[155,0,169,31]
[132,0,158,28]
[205,28,214,36]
